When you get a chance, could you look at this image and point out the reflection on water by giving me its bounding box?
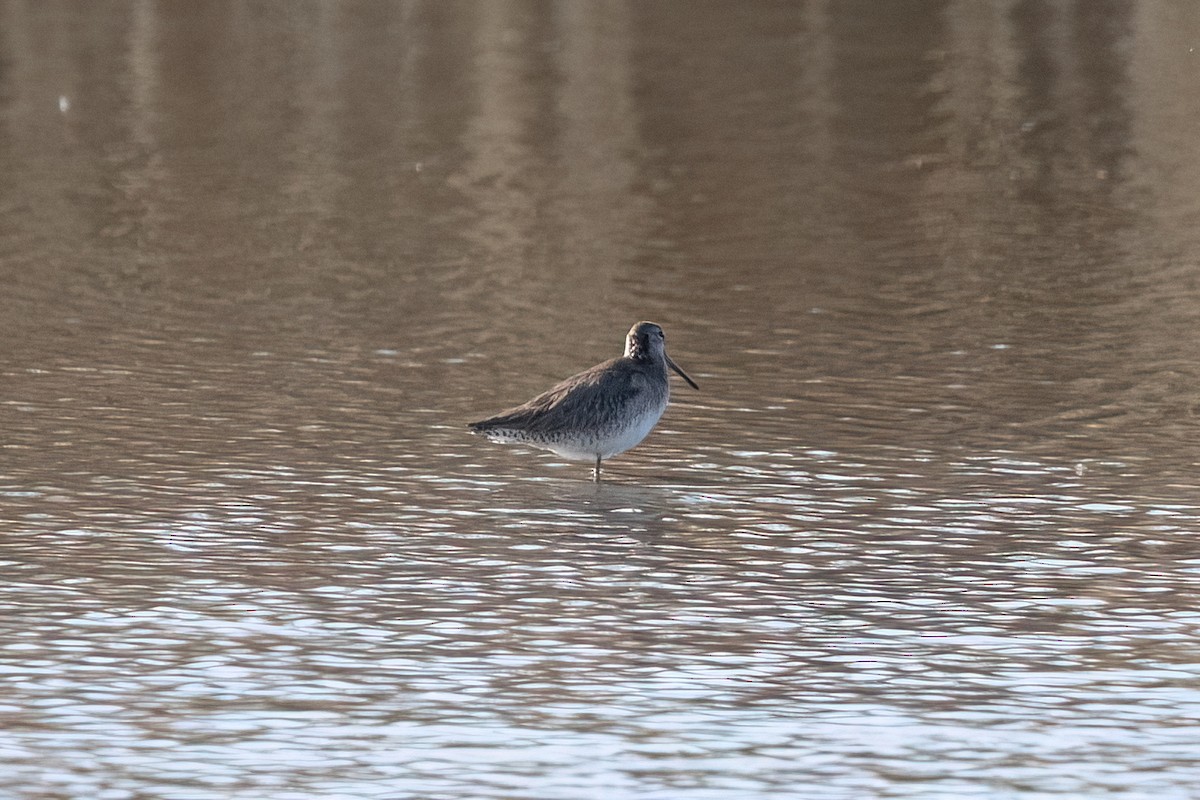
[3,1,1200,798]
[5,451,1200,798]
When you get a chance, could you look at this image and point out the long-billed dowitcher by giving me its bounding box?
[468,321,698,481]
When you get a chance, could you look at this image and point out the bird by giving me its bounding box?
[468,321,698,481]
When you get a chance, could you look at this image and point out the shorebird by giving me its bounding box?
[468,321,698,481]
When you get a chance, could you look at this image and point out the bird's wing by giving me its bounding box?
[469,359,643,435]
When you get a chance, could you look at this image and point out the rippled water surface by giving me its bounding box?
[4,2,1200,798]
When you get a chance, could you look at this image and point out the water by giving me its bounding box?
[3,2,1200,798]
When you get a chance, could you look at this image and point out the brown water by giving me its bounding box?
[3,2,1200,798]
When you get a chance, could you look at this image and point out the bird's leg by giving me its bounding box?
[593,455,602,483]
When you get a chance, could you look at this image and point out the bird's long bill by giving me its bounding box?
[665,354,699,390]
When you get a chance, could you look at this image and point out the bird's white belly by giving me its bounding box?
[546,404,666,461]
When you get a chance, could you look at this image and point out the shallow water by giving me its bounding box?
[3,2,1200,798]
